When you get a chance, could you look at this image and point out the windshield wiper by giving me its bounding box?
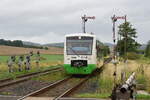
[69,47,80,57]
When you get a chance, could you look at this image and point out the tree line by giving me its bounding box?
[0,39,48,49]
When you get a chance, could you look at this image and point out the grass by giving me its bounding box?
[75,93,111,99]
[84,58,150,99]
[0,53,150,99]
[0,65,61,80]
[116,58,150,93]
[0,56,9,63]
[39,54,63,62]
[71,57,150,99]
[136,94,150,99]
[134,59,150,93]
[75,89,150,99]
[0,54,63,63]
[74,64,114,99]
[32,70,68,82]
[136,74,147,85]
[0,54,64,80]
[96,70,113,94]
[137,56,150,65]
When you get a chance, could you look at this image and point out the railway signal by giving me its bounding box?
[81,14,95,33]
[111,15,126,54]
[111,15,126,47]
[111,14,127,85]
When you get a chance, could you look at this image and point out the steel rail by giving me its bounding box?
[0,67,62,89]
[55,58,112,100]
[54,76,90,100]
[17,58,112,100]
[17,76,71,100]
[18,76,89,100]
[0,67,61,83]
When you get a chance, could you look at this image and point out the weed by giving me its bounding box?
[75,93,111,99]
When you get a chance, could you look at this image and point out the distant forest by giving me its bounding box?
[0,39,45,49]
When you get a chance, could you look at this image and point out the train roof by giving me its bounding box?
[65,33,95,37]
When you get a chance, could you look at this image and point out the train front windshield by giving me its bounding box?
[66,36,93,55]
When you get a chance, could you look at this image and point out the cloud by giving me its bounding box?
[0,0,149,44]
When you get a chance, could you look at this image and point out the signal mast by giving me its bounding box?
[111,14,127,84]
[81,14,95,33]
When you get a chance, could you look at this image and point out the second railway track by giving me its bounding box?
[0,67,63,89]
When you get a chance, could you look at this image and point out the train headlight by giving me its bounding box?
[78,36,81,39]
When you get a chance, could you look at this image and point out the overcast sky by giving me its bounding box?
[0,0,149,44]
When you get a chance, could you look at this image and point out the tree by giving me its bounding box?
[96,40,110,59]
[44,47,49,50]
[145,40,150,58]
[12,40,23,47]
[117,22,141,56]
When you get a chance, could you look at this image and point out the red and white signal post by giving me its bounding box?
[81,14,95,33]
[111,14,127,85]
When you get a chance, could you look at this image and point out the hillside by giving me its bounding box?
[22,41,41,46]
[0,45,63,56]
[45,42,112,48]
[44,42,64,48]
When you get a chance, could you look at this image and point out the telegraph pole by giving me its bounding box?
[81,14,95,33]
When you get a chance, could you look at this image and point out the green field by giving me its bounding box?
[0,56,9,63]
[0,54,63,63]
[39,54,63,62]
[0,54,64,79]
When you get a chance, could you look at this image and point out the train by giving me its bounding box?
[64,33,100,74]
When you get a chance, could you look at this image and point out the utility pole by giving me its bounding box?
[81,14,95,33]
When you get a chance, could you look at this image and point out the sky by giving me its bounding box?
[0,0,149,44]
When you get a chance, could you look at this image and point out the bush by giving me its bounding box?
[127,52,140,60]
[44,47,49,50]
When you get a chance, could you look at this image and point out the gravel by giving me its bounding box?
[36,78,81,97]
[0,80,52,96]
[69,77,99,97]
[0,69,67,97]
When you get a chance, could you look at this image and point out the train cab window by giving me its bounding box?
[66,36,93,55]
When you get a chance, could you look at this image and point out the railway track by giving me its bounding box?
[18,58,112,100]
[0,67,62,89]
[18,76,90,100]
[103,57,112,65]
[0,58,111,100]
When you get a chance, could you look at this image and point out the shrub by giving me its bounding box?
[44,47,49,50]
[127,52,140,60]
